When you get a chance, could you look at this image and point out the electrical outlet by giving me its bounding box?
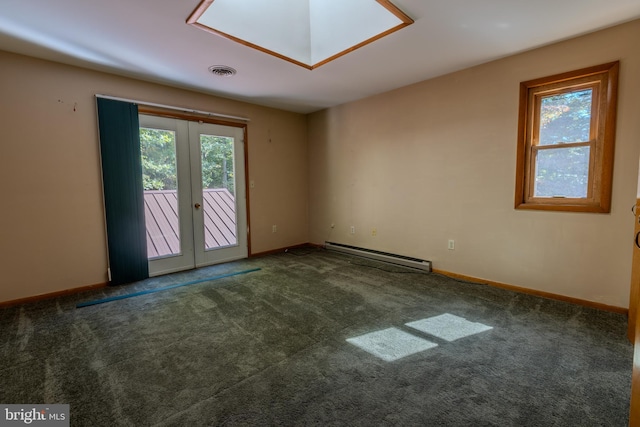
[371,228,377,236]
[350,226,355,234]
[272,225,277,233]
[448,240,455,250]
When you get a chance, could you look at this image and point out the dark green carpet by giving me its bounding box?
[0,248,632,426]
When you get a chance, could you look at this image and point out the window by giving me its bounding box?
[514,61,619,212]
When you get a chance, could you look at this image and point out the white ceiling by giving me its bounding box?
[0,0,638,114]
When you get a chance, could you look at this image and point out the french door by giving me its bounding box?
[139,114,247,276]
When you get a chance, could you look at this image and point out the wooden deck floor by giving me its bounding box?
[144,189,236,258]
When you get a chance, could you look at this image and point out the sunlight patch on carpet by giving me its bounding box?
[406,313,493,342]
[346,327,438,362]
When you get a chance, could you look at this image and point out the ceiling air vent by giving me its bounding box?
[208,65,236,77]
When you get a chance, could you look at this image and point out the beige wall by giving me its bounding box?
[2,20,639,307]
[308,19,640,308]
[0,51,308,303]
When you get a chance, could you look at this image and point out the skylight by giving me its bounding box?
[187,0,413,69]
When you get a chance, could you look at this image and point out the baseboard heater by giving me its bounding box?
[325,242,431,272]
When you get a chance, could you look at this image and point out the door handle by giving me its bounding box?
[636,231,640,249]
[194,203,201,209]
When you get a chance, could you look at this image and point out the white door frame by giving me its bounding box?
[139,114,248,276]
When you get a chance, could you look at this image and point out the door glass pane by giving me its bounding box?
[539,89,592,146]
[140,127,181,259]
[534,146,590,198]
[200,134,237,250]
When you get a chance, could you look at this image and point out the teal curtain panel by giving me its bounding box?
[96,97,149,285]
